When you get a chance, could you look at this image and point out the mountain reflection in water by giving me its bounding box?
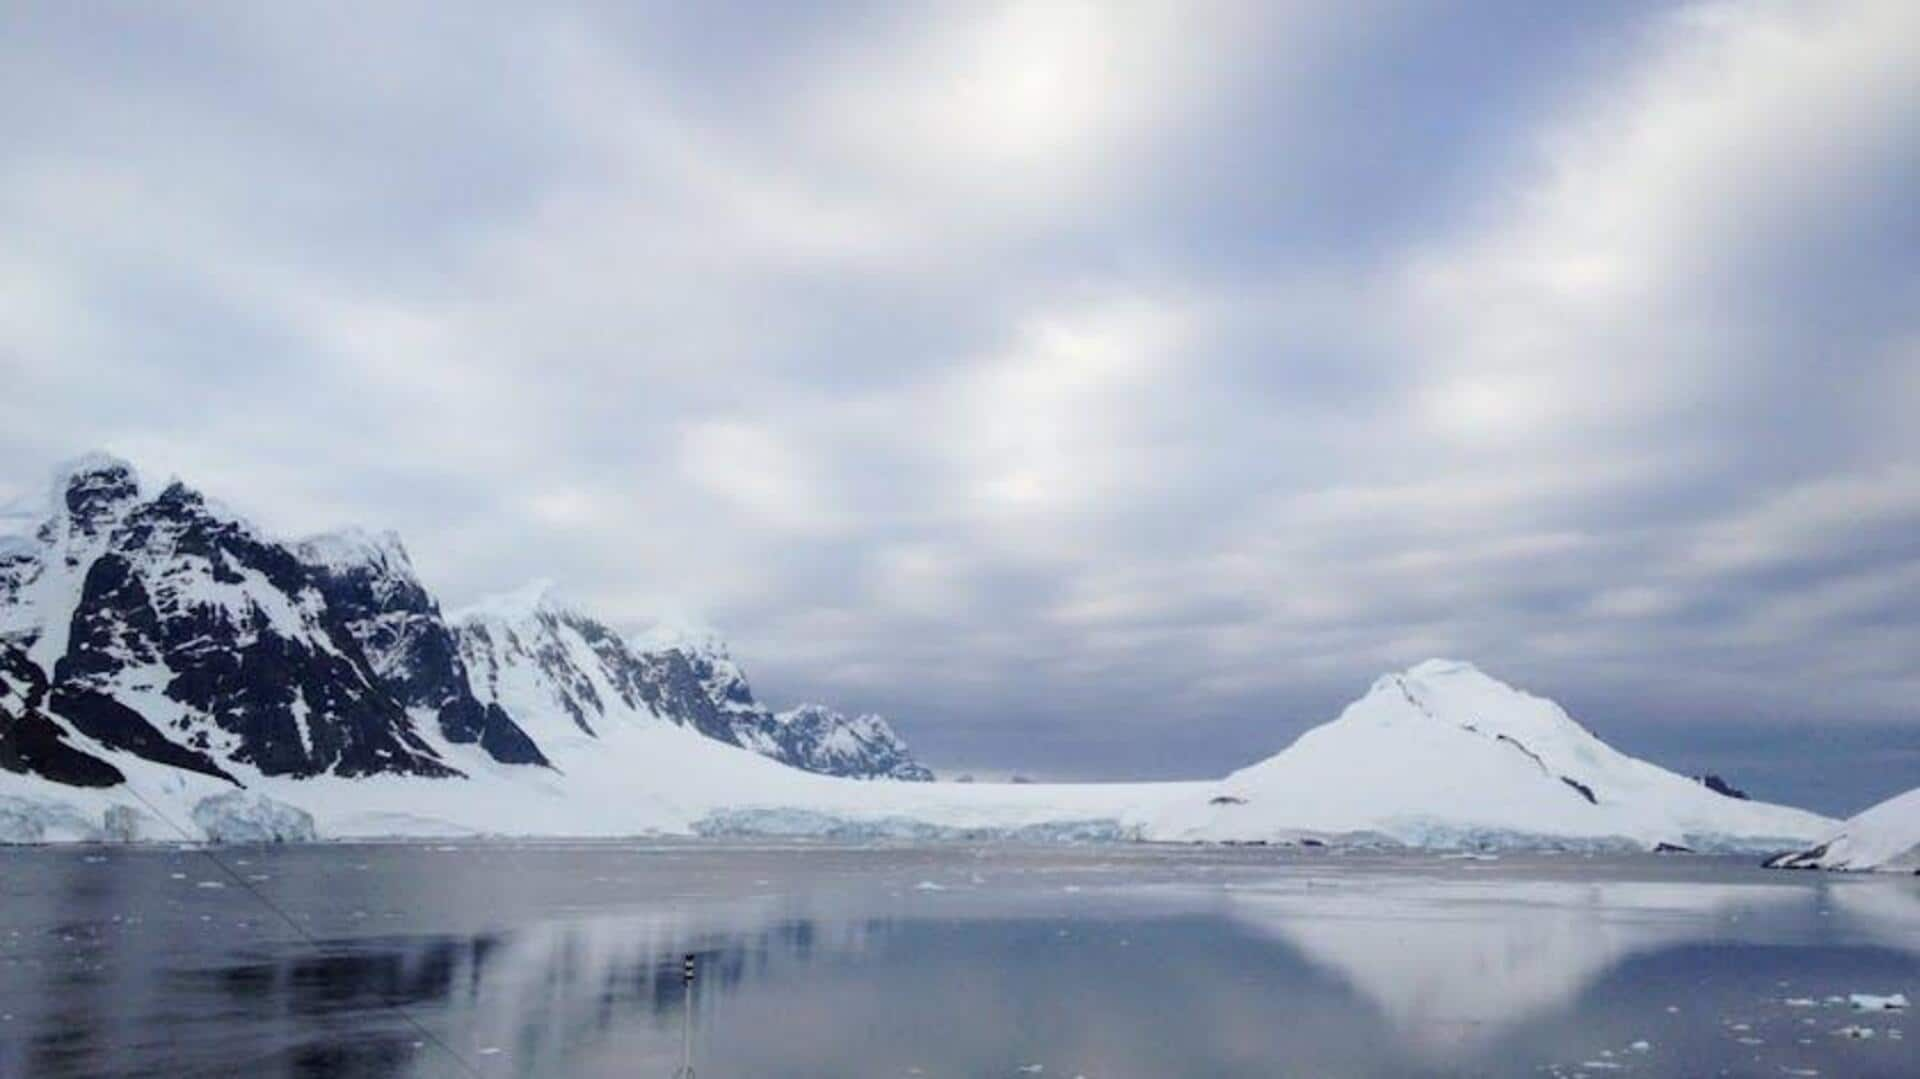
[0,843,1914,1078]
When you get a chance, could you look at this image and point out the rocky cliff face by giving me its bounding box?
[299,529,547,767]
[13,460,464,781]
[0,640,125,788]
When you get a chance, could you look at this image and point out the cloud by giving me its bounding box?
[0,1,1914,811]
[676,417,844,536]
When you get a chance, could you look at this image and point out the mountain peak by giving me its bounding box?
[630,616,730,659]
[50,451,138,493]
[1404,658,1484,680]
[453,578,569,623]
[48,452,141,536]
[298,526,413,575]
[1360,660,1572,736]
[153,479,205,507]
[1365,659,1514,708]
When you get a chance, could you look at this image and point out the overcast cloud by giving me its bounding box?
[3,1,1915,812]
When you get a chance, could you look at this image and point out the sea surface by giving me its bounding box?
[0,842,1914,1078]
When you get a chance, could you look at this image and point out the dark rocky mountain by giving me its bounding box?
[298,530,547,767]
[35,465,459,780]
[0,641,125,787]
[1,454,932,796]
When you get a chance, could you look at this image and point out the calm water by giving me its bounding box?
[0,842,1914,1078]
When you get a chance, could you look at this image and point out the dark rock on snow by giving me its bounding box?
[1,453,932,794]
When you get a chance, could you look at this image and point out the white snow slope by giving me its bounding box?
[1767,786,1920,873]
[4,654,1834,851]
[1150,660,1832,851]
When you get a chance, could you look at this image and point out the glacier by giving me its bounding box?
[190,791,318,844]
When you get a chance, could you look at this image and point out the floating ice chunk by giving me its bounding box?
[913,881,947,892]
[1628,1041,1650,1052]
[1783,998,1818,1007]
[1848,992,1908,1011]
[1832,1025,1876,1039]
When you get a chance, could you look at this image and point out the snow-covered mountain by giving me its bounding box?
[1766,786,1920,873]
[2,456,462,784]
[744,704,934,783]
[624,622,932,781]
[0,454,931,810]
[1150,659,1833,852]
[0,455,1838,851]
[452,582,931,780]
[455,581,743,751]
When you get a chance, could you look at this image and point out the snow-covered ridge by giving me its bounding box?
[0,453,1839,850]
[1767,786,1920,873]
[453,585,932,779]
[751,704,933,783]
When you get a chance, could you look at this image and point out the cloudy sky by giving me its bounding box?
[3,2,1915,812]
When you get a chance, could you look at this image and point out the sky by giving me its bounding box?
[2,1,1915,814]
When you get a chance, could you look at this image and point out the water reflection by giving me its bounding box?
[1219,877,1817,1052]
[0,847,1913,1078]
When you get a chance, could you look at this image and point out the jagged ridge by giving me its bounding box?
[0,454,933,801]
[452,582,934,780]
